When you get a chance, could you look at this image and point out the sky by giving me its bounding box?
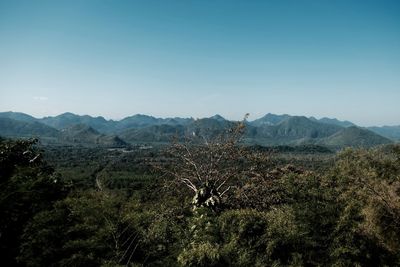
[0,0,399,126]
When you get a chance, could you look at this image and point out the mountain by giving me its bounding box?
[273,116,343,138]
[209,114,226,122]
[0,117,59,138]
[41,112,114,133]
[0,111,38,123]
[251,113,355,128]
[368,126,400,141]
[60,124,126,147]
[120,117,232,143]
[319,126,392,148]
[248,116,343,145]
[115,114,193,132]
[250,113,291,127]
[119,115,237,143]
[116,114,160,130]
[0,111,397,148]
[312,117,355,127]
[41,113,193,133]
[60,124,100,141]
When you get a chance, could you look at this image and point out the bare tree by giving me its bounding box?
[160,114,270,211]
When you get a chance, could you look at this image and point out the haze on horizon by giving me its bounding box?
[0,0,399,127]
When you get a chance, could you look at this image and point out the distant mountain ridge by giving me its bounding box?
[245,116,344,146]
[42,112,113,132]
[250,113,291,127]
[367,126,400,141]
[0,112,39,123]
[0,117,59,138]
[310,117,355,128]
[0,111,398,148]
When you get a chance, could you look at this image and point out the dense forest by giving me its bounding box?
[1,121,400,266]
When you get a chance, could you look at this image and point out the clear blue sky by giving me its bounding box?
[0,0,399,126]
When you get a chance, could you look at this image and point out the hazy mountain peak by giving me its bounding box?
[318,117,355,127]
[132,114,155,118]
[0,111,38,123]
[58,112,78,118]
[251,113,291,126]
[276,115,314,127]
[0,117,59,138]
[209,114,226,121]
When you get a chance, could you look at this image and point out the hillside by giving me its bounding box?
[319,126,392,148]
[272,116,343,138]
[0,111,38,123]
[312,117,355,127]
[41,113,115,133]
[115,114,194,132]
[0,117,59,138]
[40,113,194,133]
[60,124,126,147]
[368,125,400,141]
[248,116,343,145]
[250,113,291,126]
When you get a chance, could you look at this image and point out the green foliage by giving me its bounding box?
[0,117,59,138]
[178,242,221,267]
[218,209,269,266]
[19,191,136,266]
[328,146,400,265]
[0,138,66,266]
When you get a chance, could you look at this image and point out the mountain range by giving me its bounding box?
[0,111,398,149]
